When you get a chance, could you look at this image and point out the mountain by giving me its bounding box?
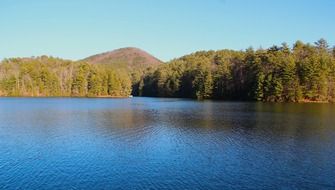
[83,47,163,69]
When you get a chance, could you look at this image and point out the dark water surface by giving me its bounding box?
[0,97,334,189]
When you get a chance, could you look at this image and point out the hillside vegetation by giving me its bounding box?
[139,39,335,102]
[83,47,162,68]
[0,56,132,97]
[1,39,335,102]
[83,47,162,95]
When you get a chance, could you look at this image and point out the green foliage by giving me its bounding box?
[0,57,132,97]
[1,39,334,102]
[140,39,335,102]
[192,65,213,100]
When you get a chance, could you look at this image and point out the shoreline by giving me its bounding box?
[298,100,330,104]
[0,95,131,99]
[0,96,332,103]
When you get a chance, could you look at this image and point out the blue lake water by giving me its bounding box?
[0,97,334,189]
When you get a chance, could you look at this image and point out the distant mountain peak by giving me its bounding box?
[83,47,163,67]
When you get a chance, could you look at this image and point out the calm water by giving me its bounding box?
[0,98,334,190]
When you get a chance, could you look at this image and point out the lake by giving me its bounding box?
[0,97,334,189]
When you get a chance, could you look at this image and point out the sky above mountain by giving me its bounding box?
[0,0,334,61]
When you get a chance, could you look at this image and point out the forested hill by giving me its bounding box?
[82,47,162,96]
[83,47,163,69]
[0,56,132,97]
[1,39,335,102]
[138,39,335,102]
[0,47,161,97]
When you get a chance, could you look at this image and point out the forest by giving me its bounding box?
[0,56,132,97]
[1,39,335,102]
[137,39,335,102]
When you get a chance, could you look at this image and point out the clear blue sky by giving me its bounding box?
[1,0,334,61]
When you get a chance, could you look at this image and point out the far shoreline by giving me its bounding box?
[0,95,333,104]
[0,95,131,99]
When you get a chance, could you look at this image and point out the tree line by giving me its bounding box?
[1,39,334,102]
[136,39,335,102]
[0,56,132,97]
